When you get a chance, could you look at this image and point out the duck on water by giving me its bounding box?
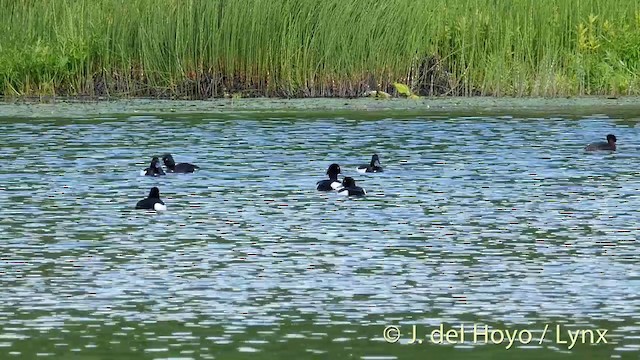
[337,177,366,196]
[162,153,199,173]
[135,187,167,211]
[585,134,617,151]
[141,157,166,176]
[357,154,383,173]
[317,163,342,191]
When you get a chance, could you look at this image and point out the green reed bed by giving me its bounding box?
[0,0,639,98]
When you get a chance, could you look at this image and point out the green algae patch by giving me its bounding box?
[2,97,640,120]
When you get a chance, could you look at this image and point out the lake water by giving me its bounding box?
[1,105,639,359]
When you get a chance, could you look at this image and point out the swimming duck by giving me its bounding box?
[337,177,366,196]
[585,134,617,151]
[357,154,383,173]
[162,153,199,173]
[141,156,166,176]
[135,186,167,211]
[317,163,342,191]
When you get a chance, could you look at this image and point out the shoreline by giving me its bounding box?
[1,96,640,119]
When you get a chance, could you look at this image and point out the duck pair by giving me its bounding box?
[142,153,199,176]
[316,163,366,196]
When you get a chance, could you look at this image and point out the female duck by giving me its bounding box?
[357,154,383,173]
[317,163,342,191]
[141,156,166,176]
[585,134,617,151]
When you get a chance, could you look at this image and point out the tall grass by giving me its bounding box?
[0,0,639,98]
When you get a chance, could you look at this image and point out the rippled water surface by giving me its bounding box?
[1,108,640,359]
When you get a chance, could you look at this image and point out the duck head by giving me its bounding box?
[326,163,341,180]
[607,134,617,150]
[149,186,161,199]
[370,154,381,168]
[342,176,356,188]
[150,156,163,170]
[162,153,176,170]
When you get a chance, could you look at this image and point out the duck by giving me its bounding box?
[357,154,383,173]
[140,156,166,176]
[135,187,167,211]
[337,177,366,196]
[585,134,617,151]
[316,163,342,191]
[162,153,199,173]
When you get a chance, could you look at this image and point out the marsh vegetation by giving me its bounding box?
[1,0,639,98]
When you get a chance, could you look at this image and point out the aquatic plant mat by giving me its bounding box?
[2,97,640,119]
